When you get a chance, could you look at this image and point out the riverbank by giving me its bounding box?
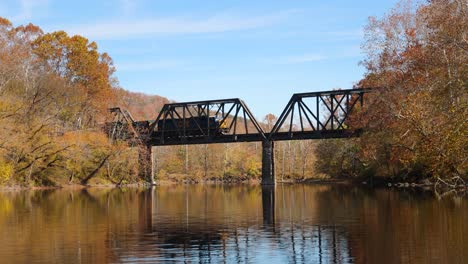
[1,176,466,193]
[290,176,467,193]
[0,177,260,190]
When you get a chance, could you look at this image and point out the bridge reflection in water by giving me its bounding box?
[0,184,466,263]
[134,185,352,263]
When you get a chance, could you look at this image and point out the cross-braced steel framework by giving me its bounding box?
[106,107,152,146]
[146,98,267,145]
[269,88,370,140]
[105,88,373,184]
[106,107,139,143]
[105,88,373,146]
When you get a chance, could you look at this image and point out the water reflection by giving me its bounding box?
[262,186,275,226]
[0,185,466,263]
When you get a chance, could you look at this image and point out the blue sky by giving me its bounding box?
[1,0,399,118]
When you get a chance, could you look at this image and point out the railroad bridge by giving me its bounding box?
[106,88,372,185]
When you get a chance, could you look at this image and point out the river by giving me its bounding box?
[0,184,466,263]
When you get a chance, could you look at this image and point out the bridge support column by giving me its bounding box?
[138,145,156,185]
[261,140,275,185]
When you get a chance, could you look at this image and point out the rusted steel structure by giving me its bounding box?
[106,88,372,185]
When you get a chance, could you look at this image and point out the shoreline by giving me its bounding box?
[1,177,466,192]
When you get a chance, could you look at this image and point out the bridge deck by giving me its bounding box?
[106,88,373,184]
[108,88,373,146]
[146,130,360,146]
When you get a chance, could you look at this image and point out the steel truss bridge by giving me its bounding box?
[106,88,372,185]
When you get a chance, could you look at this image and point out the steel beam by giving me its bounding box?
[105,88,374,186]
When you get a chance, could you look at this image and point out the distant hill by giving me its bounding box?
[113,88,171,121]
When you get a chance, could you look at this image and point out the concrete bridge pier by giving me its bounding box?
[138,145,156,185]
[261,140,275,185]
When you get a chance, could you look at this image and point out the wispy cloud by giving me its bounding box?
[261,53,327,65]
[271,28,363,42]
[284,54,326,63]
[11,0,50,22]
[260,46,364,66]
[62,11,295,40]
[119,0,138,16]
[116,60,186,72]
[326,29,363,39]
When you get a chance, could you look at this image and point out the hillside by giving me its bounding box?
[113,88,170,121]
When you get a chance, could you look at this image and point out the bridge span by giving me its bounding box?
[106,88,372,185]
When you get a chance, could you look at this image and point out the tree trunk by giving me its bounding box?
[81,155,110,185]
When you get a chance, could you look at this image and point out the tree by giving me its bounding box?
[359,0,467,180]
[32,31,117,127]
[0,17,138,186]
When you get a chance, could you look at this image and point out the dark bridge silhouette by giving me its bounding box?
[106,88,372,185]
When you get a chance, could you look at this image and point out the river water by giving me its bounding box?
[0,185,466,263]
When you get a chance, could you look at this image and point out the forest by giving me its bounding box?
[0,0,466,187]
[316,0,467,186]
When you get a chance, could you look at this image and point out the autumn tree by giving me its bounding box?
[0,17,138,186]
[32,31,117,127]
[317,0,467,182]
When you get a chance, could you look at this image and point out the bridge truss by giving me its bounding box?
[147,98,267,145]
[106,88,372,145]
[269,88,368,140]
[105,87,372,184]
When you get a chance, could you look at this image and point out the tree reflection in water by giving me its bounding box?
[0,184,466,263]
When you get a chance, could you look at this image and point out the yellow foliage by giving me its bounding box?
[59,131,110,149]
[0,161,13,184]
[245,157,261,178]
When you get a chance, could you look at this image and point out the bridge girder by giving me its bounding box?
[269,88,370,141]
[104,88,373,185]
[146,98,267,145]
[106,88,373,146]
